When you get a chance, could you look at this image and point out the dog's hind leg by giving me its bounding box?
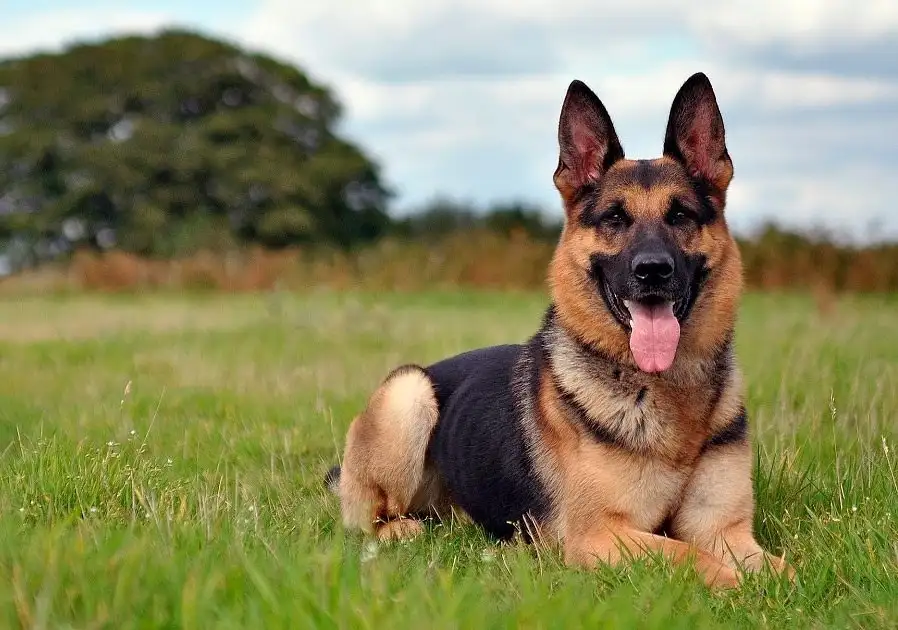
[333,365,442,541]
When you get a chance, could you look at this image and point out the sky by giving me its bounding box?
[4,0,898,242]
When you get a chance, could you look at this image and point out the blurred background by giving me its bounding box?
[2,0,897,293]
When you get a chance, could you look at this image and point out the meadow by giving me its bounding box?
[0,289,896,628]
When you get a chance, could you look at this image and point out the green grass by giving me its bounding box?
[0,289,896,629]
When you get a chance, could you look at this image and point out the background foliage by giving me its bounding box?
[1,29,895,292]
[0,29,391,265]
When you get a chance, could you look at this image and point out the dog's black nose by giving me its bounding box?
[632,252,674,284]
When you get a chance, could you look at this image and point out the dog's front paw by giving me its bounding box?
[733,550,796,582]
[763,553,796,581]
[706,565,743,590]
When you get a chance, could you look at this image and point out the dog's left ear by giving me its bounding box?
[663,73,734,209]
[554,80,624,207]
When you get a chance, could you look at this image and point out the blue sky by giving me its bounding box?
[4,0,898,242]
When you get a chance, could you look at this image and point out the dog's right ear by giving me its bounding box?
[553,80,624,207]
[662,72,733,210]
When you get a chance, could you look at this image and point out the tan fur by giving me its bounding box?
[338,366,445,537]
[670,442,793,577]
[530,361,745,587]
[332,75,794,588]
[549,153,744,368]
[540,179,781,576]
[564,526,740,589]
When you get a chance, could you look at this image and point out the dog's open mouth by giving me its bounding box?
[600,277,692,373]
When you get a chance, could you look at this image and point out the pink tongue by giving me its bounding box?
[625,301,681,373]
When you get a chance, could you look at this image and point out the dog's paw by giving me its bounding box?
[376,518,424,542]
[705,565,742,590]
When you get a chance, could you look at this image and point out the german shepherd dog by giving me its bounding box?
[324,73,794,588]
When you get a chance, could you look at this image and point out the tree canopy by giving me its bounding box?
[0,29,392,265]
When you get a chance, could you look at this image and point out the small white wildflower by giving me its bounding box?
[166,458,173,466]
[19,507,24,513]
[248,505,255,512]
[852,506,858,512]
[90,506,97,514]
[130,429,137,437]
[107,441,114,447]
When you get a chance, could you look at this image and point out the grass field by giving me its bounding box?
[0,289,896,629]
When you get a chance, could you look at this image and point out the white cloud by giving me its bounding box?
[1,0,897,238]
[726,170,898,243]
[228,1,898,238]
[691,1,898,47]
[239,0,898,74]
[236,1,898,120]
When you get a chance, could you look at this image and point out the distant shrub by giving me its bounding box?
[2,225,896,295]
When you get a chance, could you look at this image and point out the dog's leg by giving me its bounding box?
[670,441,795,579]
[337,365,442,541]
[564,525,741,589]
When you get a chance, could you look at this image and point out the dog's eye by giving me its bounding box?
[666,202,695,227]
[600,206,630,229]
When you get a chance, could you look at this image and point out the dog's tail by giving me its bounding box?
[323,465,341,495]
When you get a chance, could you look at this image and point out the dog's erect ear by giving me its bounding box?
[663,72,733,209]
[553,80,624,206]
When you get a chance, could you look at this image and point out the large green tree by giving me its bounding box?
[0,29,391,265]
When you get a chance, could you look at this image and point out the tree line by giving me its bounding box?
[0,29,894,288]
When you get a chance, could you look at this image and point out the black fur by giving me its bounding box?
[572,183,601,219]
[635,387,648,405]
[662,72,732,209]
[424,340,550,541]
[325,73,750,555]
[705,334,734,418]
[662,72,727,164]
[324,303,744,541]
[588,244,708,331]
[557,79,625,177]
[576,187,607,229]
[554,376,631,451]
[633,159,664,189]
[686,179,720,225]
[704,406,748,451]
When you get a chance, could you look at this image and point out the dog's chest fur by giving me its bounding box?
[533,318,734,532]
[545,323,721,458]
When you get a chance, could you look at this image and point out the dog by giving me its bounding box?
[324,73,794,588]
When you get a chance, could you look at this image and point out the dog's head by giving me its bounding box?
[549,73,743,373]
